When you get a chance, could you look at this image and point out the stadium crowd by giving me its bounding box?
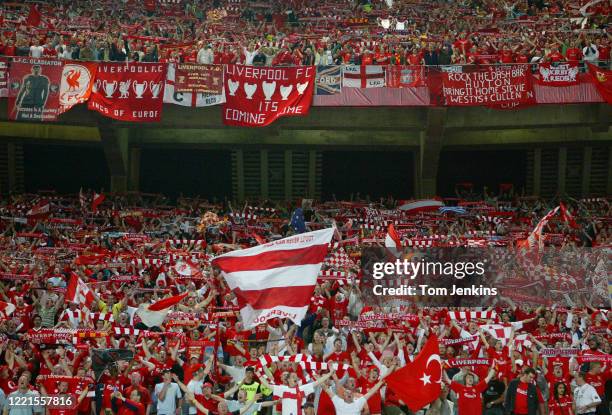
[0,0,610,67]
[0,189,609,415]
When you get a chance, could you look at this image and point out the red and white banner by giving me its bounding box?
[343,65,385,88]
[164,63,225,107]
[222,65,315,127]
[173,63,223,94]
[440,65,535,109]
[536,62,580,87]
[88,62,166,122]
[0,57,8,98]
[386,65,424,88]
[212,228,334,329]
[58,61,97,114]
[8,57,63,121]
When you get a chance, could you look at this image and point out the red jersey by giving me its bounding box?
[358,377,382,414]
[450,380,488,415]
[514,382,544,415]
[548,395,574,415]
[585,372,608,396]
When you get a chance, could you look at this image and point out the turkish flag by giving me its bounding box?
[587,63,612,104]
[385,335,442,412]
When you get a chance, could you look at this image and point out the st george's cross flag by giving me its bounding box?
[342,65,385,88]
[385,335,442,412]
[212,228,334,328]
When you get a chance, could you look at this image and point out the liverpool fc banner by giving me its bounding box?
[8,57,63,121]
[222,65,315,127]
[440,65,535,109]
[164,63,225,107]
[88,62,166,122]
[173,63,223,94]
[59,61,98,114]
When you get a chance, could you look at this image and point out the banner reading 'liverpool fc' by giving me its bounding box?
[440,65,535,109]
[8,58,63,121]
[222,65,315,127]
[88,62,166,122]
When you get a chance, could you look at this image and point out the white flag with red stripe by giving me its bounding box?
[137,292,189,328]
[66,273,96,307]
[0,301,15,318]
[385,223,402,249]
[212,228,334,329]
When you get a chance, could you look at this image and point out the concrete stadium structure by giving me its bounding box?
[0,100,610,199]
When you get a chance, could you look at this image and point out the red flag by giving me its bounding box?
[91,192,105,212]
[26,5,41,27]
[66,273,96,307]
[587,63,612,104]
[560,202,579,229]
[385,65,424,88]
[148,292,189,311]
[385,335,442,412]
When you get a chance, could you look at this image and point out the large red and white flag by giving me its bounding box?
[385,223,402,249]
[342,65,385,88]
[137,292,189,328]
[212,228,334,328]
[66,273,96,307]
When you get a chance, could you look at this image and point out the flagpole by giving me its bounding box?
[212,323,221,381]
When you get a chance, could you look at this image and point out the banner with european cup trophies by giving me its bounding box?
[88,62,166,122]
